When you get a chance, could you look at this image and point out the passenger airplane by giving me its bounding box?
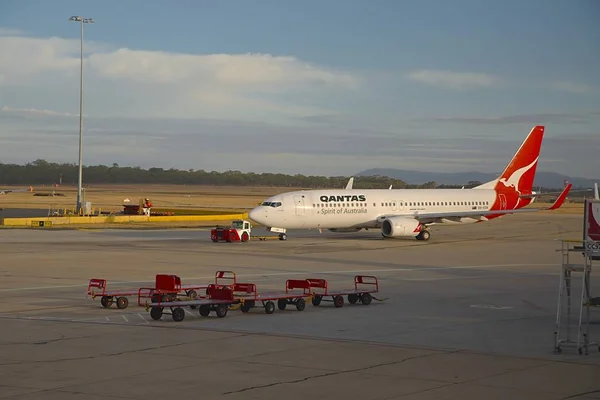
[0,186,33,195]
[248,125,572,241]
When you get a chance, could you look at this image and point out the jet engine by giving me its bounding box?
[381,216,422,238]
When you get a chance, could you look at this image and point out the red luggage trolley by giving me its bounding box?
[138,271,241,322]
[232,279,313,314]
[86,278,141,309]
[136,274,209,308]
[306,275,381,308]
[144,283,241,322]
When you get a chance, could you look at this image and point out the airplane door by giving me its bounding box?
[399,200,405,211]
[293,195,305,216]
[499,194,507,210]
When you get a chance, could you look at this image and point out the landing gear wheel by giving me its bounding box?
[296,298,306,311]
[241,232,249,242]
[100,296,113,308]
[277,299,287,310]
[150,306,163,320]
[312,295,322,306]
[416,230,431,241]
[348,294,359,304]
[279,233,287,241]
[265,301,275,314]
[334,295,344,308]
[361,293,372,305]
[116,296,129,309]
[216,304,228,318]
[172,307,185,322]
[199,305,211,317]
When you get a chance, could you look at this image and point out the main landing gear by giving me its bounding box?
[278,233,287,241]
[416,229,431,241]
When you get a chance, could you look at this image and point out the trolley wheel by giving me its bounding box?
[361,293,372,305]
[116,296,129,309]
[348,294,358,304]
[265,301,275,314]
[100,296,113,308]
[187,290,197,299]
[312,295,322,307]
[241,301,254,313]
[150,306,163,320]
[172,307,185,322]
[216,304,228,318]
[554,346,562,354]
[334,295,344,308]
[277,299,287,310]
[296,298,306,311]
[199,305,211,317]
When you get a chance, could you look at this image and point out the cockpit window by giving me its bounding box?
[261,201,282,208]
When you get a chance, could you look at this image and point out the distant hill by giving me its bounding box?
[356,169,598,190]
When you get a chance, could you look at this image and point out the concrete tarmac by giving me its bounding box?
[1,212,599,399]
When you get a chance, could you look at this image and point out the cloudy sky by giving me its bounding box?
[0,0,599,178]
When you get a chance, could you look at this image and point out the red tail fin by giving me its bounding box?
[491,126,544,211]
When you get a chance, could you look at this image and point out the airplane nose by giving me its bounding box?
[248,207,262,223]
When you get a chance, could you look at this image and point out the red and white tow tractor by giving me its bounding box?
[211,219,252,242]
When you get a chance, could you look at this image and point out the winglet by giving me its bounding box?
[548,183,572,210]
[345,177,354,190]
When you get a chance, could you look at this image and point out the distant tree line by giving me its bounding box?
[1,160,575,194]
[0,159,433,189]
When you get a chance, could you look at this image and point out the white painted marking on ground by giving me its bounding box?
[138,314,149,324]
[470,304,513,310]
[0,263,556,292]
[121,315,129,322]
[184,309,195,316]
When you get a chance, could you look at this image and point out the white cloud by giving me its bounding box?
[549,81,594,94]
[406,69,499,90]
[0,31,360,120]
[1,106,75,118]
[0,28,24,36]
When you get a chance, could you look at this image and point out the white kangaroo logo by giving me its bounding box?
[497,157,538,209]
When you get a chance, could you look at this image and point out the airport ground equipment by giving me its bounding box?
[136,274,208,308]
[87,275,207,310]
[554,199,600,355]
[86,278,139,309]
[233,279,314,314]
[144,283,241,322]
[211,219,252,242]
[306,275,383,308]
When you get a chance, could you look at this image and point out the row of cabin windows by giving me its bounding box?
[312,200,489,208]
[383,200,490,207]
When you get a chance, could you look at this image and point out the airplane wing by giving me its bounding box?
[390,183,572,224]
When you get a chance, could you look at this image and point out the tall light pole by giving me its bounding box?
[69,15,94,215]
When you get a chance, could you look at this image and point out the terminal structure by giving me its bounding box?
[554,199,600,355]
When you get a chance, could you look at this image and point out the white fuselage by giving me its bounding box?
[248,188,507,230]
